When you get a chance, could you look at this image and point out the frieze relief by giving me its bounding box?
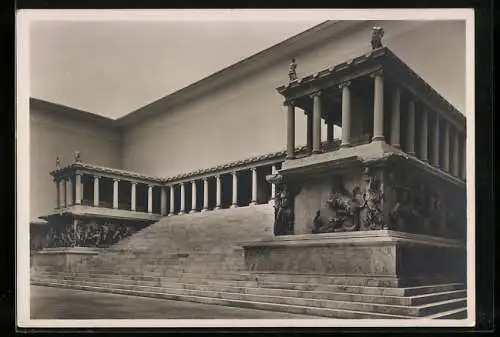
[312,167,459,237]
[45,221,137,248]
[267,173,300,236]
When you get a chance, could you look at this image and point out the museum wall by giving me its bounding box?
[30,106,121,220]
[120,20,465,179]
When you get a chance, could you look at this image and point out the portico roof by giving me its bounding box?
[276,47,466,131]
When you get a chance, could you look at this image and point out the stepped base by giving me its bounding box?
[242,230,466,284]
[32,247,100,272]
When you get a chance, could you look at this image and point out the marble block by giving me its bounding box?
[31,247,101,273]
[242,230,466,282]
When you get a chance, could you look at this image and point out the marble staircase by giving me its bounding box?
[31,204,467,319]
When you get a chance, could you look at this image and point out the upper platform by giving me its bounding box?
[277,47,465,132]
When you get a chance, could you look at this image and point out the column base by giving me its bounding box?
[168,213,174,217]
[392,144,401,149]
[286,154,295,160]
[215,206,221,210]
[230,204,238,209]
[312,149,322,154]
[340,142,351,148]
[371,136,385,142]
[250,201,257,206]
[201,208,208,213]
[178,211,185,215]
[189,210,198,214]
[407,151,416,156]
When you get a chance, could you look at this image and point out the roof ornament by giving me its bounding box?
[74,150,81,163]
[371,26,385,50]
[55,156,61,169]
[288,58,297,81]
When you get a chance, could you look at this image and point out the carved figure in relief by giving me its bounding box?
[288,58,297,81]
[371,26,385,49]
[358,168,385,230]
[55,156,61,169]
[268,174,294,235]
[312,177,363,233]
[390,187,414,232]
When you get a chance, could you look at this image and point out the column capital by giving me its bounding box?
[284,100,296,107]
[370,69,384,78]
[338,80,351,89]
[113,178,120,182]
[93,174,101,179]
[203,177,208,182]
[250,167,257,172]
[130,181,137,186]
[148,184,155,188]
[309,90,322,99]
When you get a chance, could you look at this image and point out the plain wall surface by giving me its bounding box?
[120,20,465,178]
[30,107,121,220]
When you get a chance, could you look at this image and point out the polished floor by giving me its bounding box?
[30,285,314,319]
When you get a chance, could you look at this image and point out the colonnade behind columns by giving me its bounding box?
[285,70,467,180]
[54,162,282,216]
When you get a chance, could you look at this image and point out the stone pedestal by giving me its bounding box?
[31,247,100,273]
[242,230,465,285]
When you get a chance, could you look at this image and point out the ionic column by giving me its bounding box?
[60,178,67,208]
[179,183,186,214]
[461,135,467,180]
[66,177,73,206]
[202,178,209,212]
[306,112,313,153]
[250,167,258,206]
[432,113,440,167]
[311,91,322,153]
[340,81,351,148]
[270,165,277,203]
[443,122,450,172]
[160,186,167,216]
[75,173,82,205]
[113,179,119,209]
[147,185,153,214]
[169,185,174,216]
[286,103,295,159]
[231,172,238,208]
[215,176,221,210]
[190,181,197,213]
[420,108,429,162]
[93,176,100,206]
[390,87,401,148]
[452,128,460,176]
[327,121,334,146]
[372,70,385,142]
[55,179,60,209]
[406,100,416,155]
[130,182,136,211]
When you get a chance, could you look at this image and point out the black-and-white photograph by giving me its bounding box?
[16,9,475,328]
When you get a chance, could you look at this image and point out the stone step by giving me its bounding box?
[258,280,465,296]
[31,274,465,306]
[33,270,465,296]
[31,280,414,319]
[252,272,457,288]
[427,307,468,319]
[31,277,466,317]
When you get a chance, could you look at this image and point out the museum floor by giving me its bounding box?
[30,285,315,319]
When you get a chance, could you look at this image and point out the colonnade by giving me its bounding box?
[54,163,280,216]
[285,70,466,180]
[167,164,278,216]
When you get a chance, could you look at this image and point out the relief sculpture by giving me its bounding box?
[268,173,298,236]
[45,221,134,248]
